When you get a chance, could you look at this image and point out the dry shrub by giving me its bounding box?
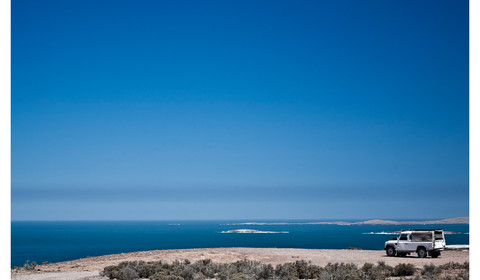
[394,263,416,276]
[101,259,468,280]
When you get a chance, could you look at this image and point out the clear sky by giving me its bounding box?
[12,0,469,220]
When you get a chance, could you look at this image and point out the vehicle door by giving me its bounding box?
[434,230,445,249]
[407,234,419,251]
[396,233,410,252]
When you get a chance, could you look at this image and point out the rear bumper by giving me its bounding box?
[431,248,445,251]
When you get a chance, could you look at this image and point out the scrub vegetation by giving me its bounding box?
[101,259,469,280]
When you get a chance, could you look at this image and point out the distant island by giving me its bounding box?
[227,217,469,226]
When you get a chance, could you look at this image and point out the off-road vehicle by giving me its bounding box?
[384,229,446,258]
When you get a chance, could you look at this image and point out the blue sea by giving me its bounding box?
[11,221,469,268]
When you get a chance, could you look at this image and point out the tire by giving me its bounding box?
[386,247,396,257]
[430,251,440,258]
[417,247,427,258]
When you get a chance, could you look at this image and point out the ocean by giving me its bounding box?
[11,221,469,268]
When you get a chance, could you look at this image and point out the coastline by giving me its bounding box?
[11,247,469,280]
[227,217,470,226]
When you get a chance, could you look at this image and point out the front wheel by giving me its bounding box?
[386,247,396,257]
[417,248,427,258]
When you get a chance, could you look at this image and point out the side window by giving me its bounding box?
[399,234,409,241]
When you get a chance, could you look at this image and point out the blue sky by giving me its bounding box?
[12,0,468,220]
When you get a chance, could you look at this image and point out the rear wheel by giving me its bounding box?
[417,247,427,258]
[430,251,440,258]
[386,247,396,257]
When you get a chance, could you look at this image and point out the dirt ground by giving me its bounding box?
[11,247,469,280]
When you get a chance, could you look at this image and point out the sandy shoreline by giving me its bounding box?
[11,247,469,279]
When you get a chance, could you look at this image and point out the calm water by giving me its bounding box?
[11,221,469,267]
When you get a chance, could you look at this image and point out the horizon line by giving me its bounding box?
[10,217,468,222]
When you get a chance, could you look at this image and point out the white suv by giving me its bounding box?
[384,229,446,258]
